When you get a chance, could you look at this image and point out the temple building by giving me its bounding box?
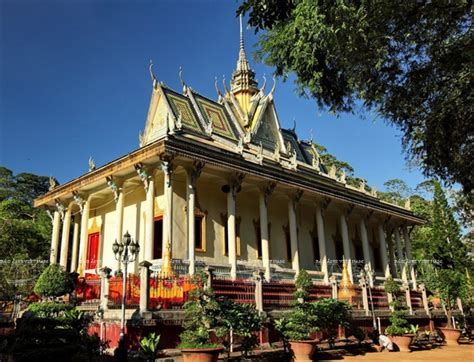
[34,20,425,328]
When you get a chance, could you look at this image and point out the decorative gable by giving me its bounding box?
[250,98,286,152]
[194,95,238,141]
[163,89,203,134]
[141,85,170,146]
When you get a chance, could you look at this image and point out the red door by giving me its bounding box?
[86,232,100,269]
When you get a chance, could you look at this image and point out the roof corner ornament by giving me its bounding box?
[243,131,251,144]
[222,75,230,95]
[339,170,347,184]
[370,187,377,197]
[309,128,314,143]
[72,191,85,213]
[273,143,281,162]
[134,163,151,193]
[88,157,96,172]
[259,74,267,94]
[404,197,411,210]
[179,66,187,94]
[139,130,144,147]
[175,111,183,131]
[237,137,244,155]
[214,76,223,100]
[291,118,297,133]
[328,165,337,179]
[106,175,120,203]
[205,118,213,136]
[256,142,263,165]
[48,176,58,191]
[290,151,297,170]
[358,180,366,192]
[268,75,277,98]
[149,59,158,89]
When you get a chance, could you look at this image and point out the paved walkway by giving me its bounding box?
[331,345,473,361]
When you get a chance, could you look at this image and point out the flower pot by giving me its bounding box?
[288,340,318,362]
[181,347,223,362]
[390,335,413,352]
[439,328,461,345]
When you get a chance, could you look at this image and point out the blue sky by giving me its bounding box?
[0,0,426,191]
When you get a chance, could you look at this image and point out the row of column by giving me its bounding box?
[49,160,174,274]
[182,169,416,289]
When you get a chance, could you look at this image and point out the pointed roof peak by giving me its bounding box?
[231,15,258,96]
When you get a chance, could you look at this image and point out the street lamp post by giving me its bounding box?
[112,231,140,359]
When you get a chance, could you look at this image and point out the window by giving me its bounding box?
[153,217,163,259]
[195,215,205,251]
[86,232,100,269]
[283,225,291,262]
[312,236,320,264]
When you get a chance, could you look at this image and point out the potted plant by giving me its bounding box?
[312,298,351,348]
[177,272,223,362]
[424,269,468,345]
[275,270,319,362]
[219,300,263,360]
[384,278,412,352]
[139,332,161,362]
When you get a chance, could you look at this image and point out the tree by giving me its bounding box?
[238,1,473,193]
[33,264,74,298]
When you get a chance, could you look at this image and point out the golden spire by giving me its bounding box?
[159,242,175,277]
[338,257,356,301]
[230,15,258,114]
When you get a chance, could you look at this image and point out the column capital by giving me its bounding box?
[134,163,155,192]
[72,191,86,214]
[229,172,245,197]
[289,189,303,211]
[260,181,277,206]
[54,199,66,220]
[105,175,123,202]
[344,203,355,223]
[187,160,205,188]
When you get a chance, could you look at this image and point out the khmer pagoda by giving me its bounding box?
[34,18,430,346]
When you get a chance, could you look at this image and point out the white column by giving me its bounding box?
[162,162,173,258]
[227,190,237,280]
[315,204,328,283]
[402,226,417,290]
[78,197,91,274]
[186,171,196,275]
[59,207,72,268]
[144,177,155,261]
[50,211,61,264]
[340,213,353,282]
[70,215,80,272]
[377,223,390,278]
[386,230,397,277]
[115,187,125,268]
[288,197,300,274]
[394,227,407,281]
[359,218,373,286]
[259,192,271,281]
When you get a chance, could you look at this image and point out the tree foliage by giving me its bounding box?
[34,264,75,298]
[0,167,53,299]
[238,1,473,193]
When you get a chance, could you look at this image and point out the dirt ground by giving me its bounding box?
[330,344,473,362]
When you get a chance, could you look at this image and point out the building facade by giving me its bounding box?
[35,23,423,295]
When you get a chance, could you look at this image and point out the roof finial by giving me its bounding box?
[260,74,267,93]
[222,75,230,94]
[292,118,297,133]
[214,76,222,97]
[149,60,157,88]
[179,66,187,93]
[269,75,277,96]
[310,128,313,143]
[239,14,244,53]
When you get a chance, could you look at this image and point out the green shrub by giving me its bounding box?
[313,298,352,339]
[177,272,222,349]
[384,278,409,336]
[33,264,74,298]
[275,269,319,341]
[140,332,161,361]
[27,302,74,318]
